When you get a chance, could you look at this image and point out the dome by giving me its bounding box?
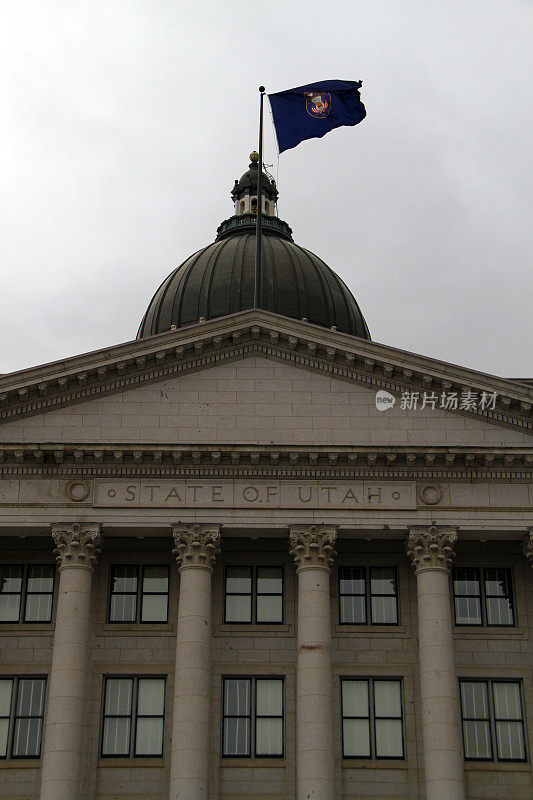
[137,156,370,340]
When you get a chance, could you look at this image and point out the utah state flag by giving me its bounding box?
[268,80,366,153]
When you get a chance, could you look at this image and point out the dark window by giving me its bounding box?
[460,680,526,761]
[0,565,55,623]
[101,676,166,757]
[222,677,284,757]
[109,565,169,623]
[0,677,46,759]
[341,678,404,759]
[224,566,283,624]
[339,567,398,625]
[453,568,515,626]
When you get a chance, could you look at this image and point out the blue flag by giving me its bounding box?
[268,80,366,153]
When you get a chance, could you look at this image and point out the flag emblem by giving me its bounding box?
[305,91,331,118]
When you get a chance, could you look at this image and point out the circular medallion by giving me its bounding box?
[66,481,90,503]
[419,484,442,506]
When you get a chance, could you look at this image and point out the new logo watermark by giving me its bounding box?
[375,390,396,411]
[375,389,497,412]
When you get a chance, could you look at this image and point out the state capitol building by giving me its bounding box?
[0,153,532,800]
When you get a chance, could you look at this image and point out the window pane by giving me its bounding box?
[135,717,163,756]
[0,566,23,592]
[343,718,370,757]
[27,566,54,592]
[111,566,137,593]
[339,567,364,595]
[370,567,396,595]
[371,596,398,624]
[102,717,131,756]
[223,717,250,755]
[342,681,369,718]
[141,594,167,622]
[340,596,365,624]
[0,680,13,716]
[257,567,282,594]
[137,679,165,716]
[256,595,282,623]
[110,594,136,623]
[496,721,525,760]
[12,718,43,757]
[224,679,250,716]
[256,680,282,716]
[256,718,283,755]
[485,597,514,626]
[454,568,480,596]
[0,593,21,622]
[493,683,522,720]
[461,682,489,719]
[455,597,482,625]
[142,566,168,593]
[24,594,53,622]
[225,595,252,623]
[375,719,403,757]
[463,720,492,759]
[105,679,133,716]
[374,681,402,718]
[16,679,45,716]
[226,566,252,594]
[484,569,510,597]
[0,718,9,758]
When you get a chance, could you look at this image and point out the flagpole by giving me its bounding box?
[254,85,265,309]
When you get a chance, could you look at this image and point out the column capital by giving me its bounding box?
[172,523,221,571]
[522,529,533,567]
[406,524,458,573]
[51,522,103,571]
[289,524,337,571]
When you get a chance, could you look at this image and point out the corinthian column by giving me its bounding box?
[289,524,337,800]
[406,525,465,800]
[40,523,102,800]
[169,524,220,800]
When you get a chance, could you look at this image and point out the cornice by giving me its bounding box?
[0,312,531,433]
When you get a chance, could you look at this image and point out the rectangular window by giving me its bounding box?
[341,678,404,759]
[108,565,169,623]
[224,566,283,624]
[460,679,526,761]
[0,677,46,759]
[222,677,284,757]
[0,565,55,623]
[339,567,398,625]
[101,676,166,757]
[453,568,515,626]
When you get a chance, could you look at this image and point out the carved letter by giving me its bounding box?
[367,487,382,504]
[298,486,313,503]
[126,485,136,502]
[341,488,359,504]
[145,485,160,502]
[211,486,224,502]
[165,487,183,502]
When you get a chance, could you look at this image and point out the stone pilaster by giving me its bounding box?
[40,523,103,800]
[289,525,337,800]
[169,524,221,800]
[522,529,533,567]
[406,525,465,800]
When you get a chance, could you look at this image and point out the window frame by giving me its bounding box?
[338,566,399,626]
[0,675,47,760]
[459,678,528,763]
[100,675,166,758]
[0,564,55,624]
[221,675,285,759]
[107,564,170,624]
[340,677,405,760]
[223,565,284,625]
[453,567,516,627]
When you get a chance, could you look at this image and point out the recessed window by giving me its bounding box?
[224,566,283,624]
[264,201,270,214]
[101,676,166,757]
[240,200,245,214]
[0,677,46,759]
[339,567,398,625]
[108,565,169,623]
[460,680,526,761]
[0,565,55,623]
[453,568,515,626]
[341,678,404,759]
[251,198,257,214]
[222,677,284,757]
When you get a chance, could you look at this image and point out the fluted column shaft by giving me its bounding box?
[169,524,220,800]
[40,523,102,800]
[407,525,465,800]
[290,525,337,800]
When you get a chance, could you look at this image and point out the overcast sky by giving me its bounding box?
[1,0,532,378]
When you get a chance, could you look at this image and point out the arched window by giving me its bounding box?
[240,200,245,215]
[264,201,269,215]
